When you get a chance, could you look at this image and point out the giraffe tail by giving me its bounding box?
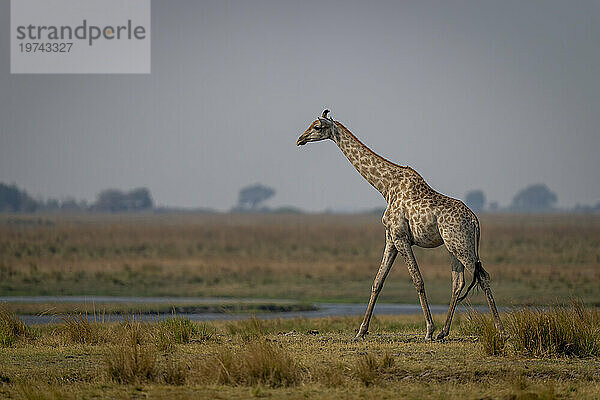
[458,217,489,302]
[458,260,484,302]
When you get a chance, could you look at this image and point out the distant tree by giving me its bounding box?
[59,197,87,211]
[125,188,153,210]
[95,189,125,212]
[465,190,486,213]
[44,198,60,211]
[0,183,38,212]
[488,201,499,212]
[0,183,22,212]
[237,184,275,210]
[574,201,600,214]
[94,187,153,212]
[511,184,557,212]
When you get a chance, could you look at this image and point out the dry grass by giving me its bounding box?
[102,315,196,385]
[508,301,600,357]
[104,316,154,383]
[472,301,600,358]
[60,312,101,345]
[225,316,266,340]
[153,316,214,351]
[104,341,158,384]
[465,311,507,356]
[2,213,600,398]
[354,352,395,387]
[16,383,73,400]
[198,338,302,387]
[0,305,31,347]
[0,313,600,399]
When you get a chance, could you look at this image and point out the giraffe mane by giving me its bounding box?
[333,121,422,177]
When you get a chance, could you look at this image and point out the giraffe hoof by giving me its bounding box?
[424,335,433,342]
[435,332,447,341]
[353,332,367,342]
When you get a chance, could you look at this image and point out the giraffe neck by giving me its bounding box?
[331,121,400,199]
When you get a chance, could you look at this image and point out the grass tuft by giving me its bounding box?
[467,311,507,356]
[199,338,301,387]
[226,316,266,341]
[354,352,396,387]
[471,301,600,358]
[508,301,600,358]
[355,354,379,387]
[104,316,157,383]
[0,305,31,347]
[104,316,190,384]
[60,312,100,345]
[160,316,196,343]
[154,317,214,351]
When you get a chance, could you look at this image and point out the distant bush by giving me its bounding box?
[93,187,153,212]
[0,181,156,213]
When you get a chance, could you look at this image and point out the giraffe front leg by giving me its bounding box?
[354,234,397,341]
[396,239,435,341]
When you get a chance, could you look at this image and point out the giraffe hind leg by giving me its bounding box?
[436,252,465,340]
[456,256,504,336]
[475,262,504,335]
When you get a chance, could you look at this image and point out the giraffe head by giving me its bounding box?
[297,109,336,146]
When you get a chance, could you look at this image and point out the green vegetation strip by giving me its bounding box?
[2,302,317,316]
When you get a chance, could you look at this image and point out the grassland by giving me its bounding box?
[1,213,599,399]
[1,213,599,306]
[1,308,599,400]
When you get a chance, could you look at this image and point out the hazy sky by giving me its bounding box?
[1,0,599,211]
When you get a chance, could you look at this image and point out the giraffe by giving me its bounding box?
[297,109,503,341]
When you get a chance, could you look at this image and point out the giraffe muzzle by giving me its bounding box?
[297,136,308,146]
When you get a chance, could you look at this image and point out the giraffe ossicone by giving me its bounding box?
[297,109,503,341]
